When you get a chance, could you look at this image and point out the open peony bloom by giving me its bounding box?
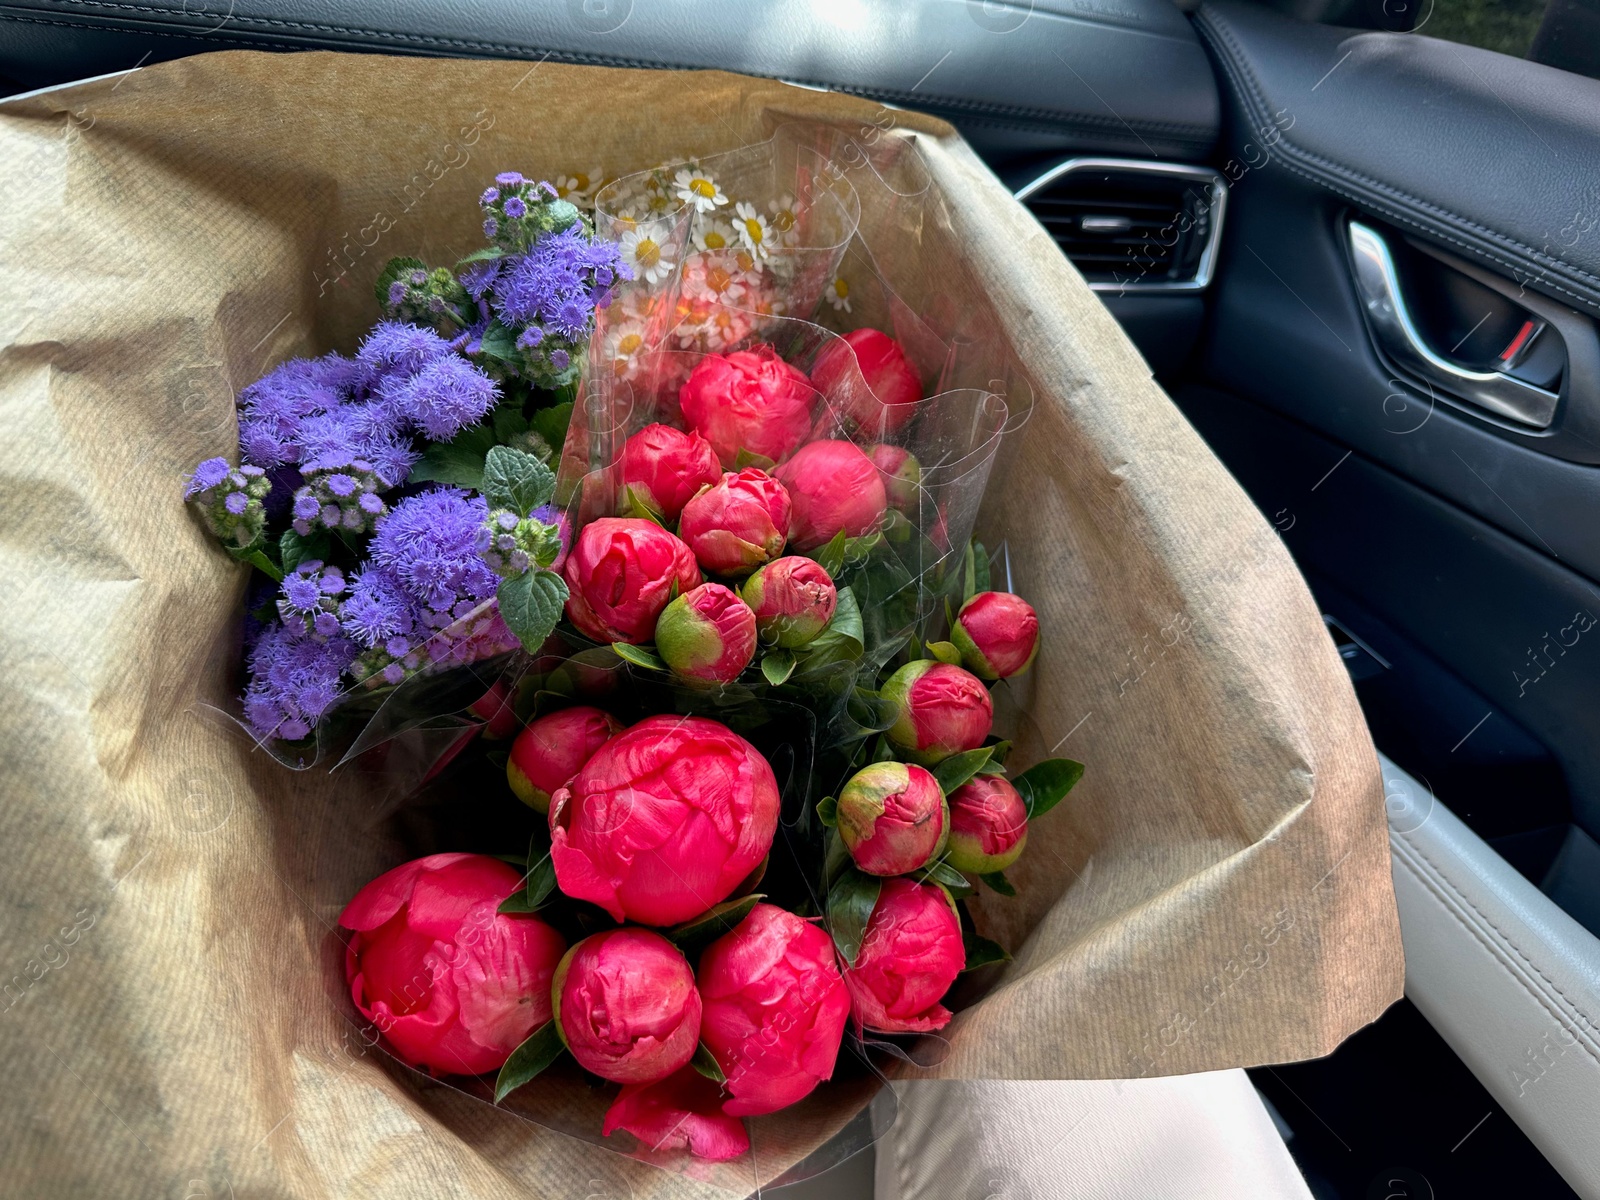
[809,328,924,438]
[869,444,922,514]
[679,343,816,468]
[845,877,965,1034]
[340,853,567,1076]
[837,761,949,876]
[553,928,702,1084]
[618,423,722,522]
[549,714,780,925]
[698,904,851,1117]
[602,1066,750,1162]
[946,775,1029,874]
[506,705,623,812]
[775,440,887,551]
[562,517,701,644]
[655,582,758,684]
[677,468,791,577]
[952,590,1040,680]
[741,555,837,647]
[882,659,994,763]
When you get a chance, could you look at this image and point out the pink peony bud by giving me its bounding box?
[809,328,923,437]
[882,659,994,763]
[340,853,567,1076]
[868,444,922,513]
[698,904,851,1116]
[602,1067,749,1162]
[618,423,721,522]
[946,776,1029,874]
[836,761,949,876]
[469,681,519,740]
[774,440,887,551]
[741,556,837,647]
[677,468,792,577]
[952,591,1040,680]
[678,343,816,468]
[549,714,780,925]
[506,705,623,813]
[654,582,757,684]
[553,928,701,1084]
[562,517,702,644]
[845,877,964,1034]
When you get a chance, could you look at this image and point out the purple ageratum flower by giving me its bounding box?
[325,473,357,498]
[460,259,504,301]
[224,491,249,514]
[480,187,500,207]
[532,502,572,571]
[550,349,570,371]
[358,492,385,515]
[389,355,500,442]
[368,487,499,614]
[484,218,499,239]
[185,457,232,499]
[356,321,451,384]
[241,619,357,741]
[340,566,416,648]
[236,356,352,468]
[387,281,407,306]
[281,572,324,614]
[503,196,527,219]
[516,326,544,350]
[495,172,525,187]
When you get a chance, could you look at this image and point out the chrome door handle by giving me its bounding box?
[1347,221,1560,429]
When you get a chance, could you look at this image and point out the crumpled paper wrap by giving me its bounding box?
[0,53,1403,1199]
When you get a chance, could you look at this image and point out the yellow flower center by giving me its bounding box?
[574,173,592,191]
[690,178,717,199]
[743,218,765,244]
[772,208,796,232]
[706,265,735,293]
[617,332,642,355]
[703,230,727,250]
[634,238,660,269]
[735,250,756,272]
[833,277,849,299]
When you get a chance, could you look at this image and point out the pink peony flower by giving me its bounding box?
[952,591,1040,680]
[562,517,701,644]
[882,659,994,763]
[469,681,519,739]
[774,440,887,551]
[741,556,837,648]
[549,714,780,925]
[946,776,1029,874]
[553,928,701,1084]
[654,582,758,684]
[506,705,623,813]
[810,328,924,437]
[618,423,721,522]
[868,444,921,514]
[340,853,567,1076]
[602,1067,750,1162]
[836,761,949,876]
[679,343,816,468]
[677,468,792,576]
[698,904,851,1116]
[845,877,964,1034]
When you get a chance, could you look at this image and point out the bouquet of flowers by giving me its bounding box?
[183,133,1082,1166]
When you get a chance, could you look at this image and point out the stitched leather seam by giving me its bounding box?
[1393,831,1600,1049]
[0,9,300,50]
[1,0,1218,137]
[1194,6,1600,307]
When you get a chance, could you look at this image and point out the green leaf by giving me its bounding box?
[961,930,1011,972]
[667,894,764,957]
[918,858,969,890]
[691,1042,726,1083]
[477,320,518,364]
[760,649,796,686]
[228,544,283,582]
[962,540,977,604]
[490,853,529,867]
[926,640,962,666]
[816,795,838,827]
[798,587,863,669]
[279,528,330,574]
[1013,758,1085,820]
[529,401,574,453]
[497,570,568,652]
[980,870,1017,897]
[733,448,776,471]
[409,420,500,489]
[843,531,883,563]
[456,246,508,267]
[498,890,538,914]
[494,1021,564,1102]
[620,484,666,527]
[972,541,991,595]
[822,827,852,887]
[812,528,849,578]
[826,868,882,966]
[933,746,995,796]
[612,642,667,671]
[375,255,428,308]
[525,853,557,910]
[483,445,556,515]
[492,404,531,445]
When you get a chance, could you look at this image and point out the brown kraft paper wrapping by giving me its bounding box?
[0,53,1403,1199]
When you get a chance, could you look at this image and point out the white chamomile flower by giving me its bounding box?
[674,168,729,214]
[554,169,603,203]
[618,225,677,286]
[610,325,649,379]
[733,201,772,261]
[825,276,852,312]
[692,220,737,253]
[767,193,801,245]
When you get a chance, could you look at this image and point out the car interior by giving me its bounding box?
[5,0,1598,1195]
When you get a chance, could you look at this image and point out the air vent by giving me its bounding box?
[1016,158,1227,293]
